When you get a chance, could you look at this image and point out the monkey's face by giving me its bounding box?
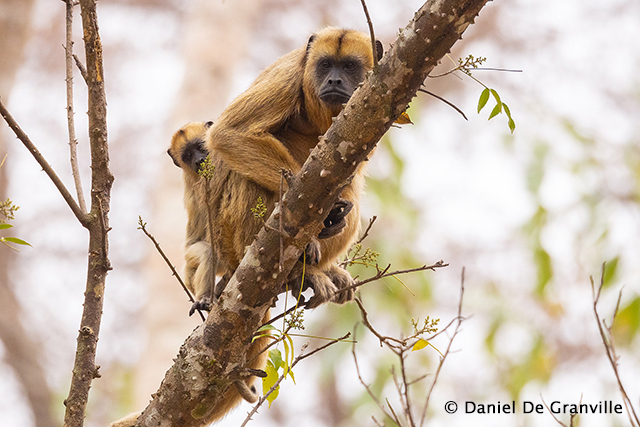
[168,121,213,175]
[305,29,375,113]
[315,56,365,106]
[180,140,208,173]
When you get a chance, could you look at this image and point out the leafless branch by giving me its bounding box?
[72,54,88,83]
[352,324,397,424]
[356,215,377,245]
[64,0,87,213]
[137,217,205,322]
[418,88,468,121]
[336,260,448,298]
[0,98,88,227]
[359,0,378,71]
[419,267,465,427]
[590,263,640,427]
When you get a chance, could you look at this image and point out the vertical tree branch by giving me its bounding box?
[64,0,87,214]
[63,1,113,426]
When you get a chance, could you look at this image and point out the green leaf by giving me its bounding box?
[412,338,429,352]
[612,296,640,346]
[490,89,502,106]
[488,103,502,120]
[269,349,283,371]
[534,247,553,296]
[503,103,516,133]
[602,257,620,290]
[2,237,31,246]
[0,223,13,230]
[477,88,490,113]
[263,360,280,407]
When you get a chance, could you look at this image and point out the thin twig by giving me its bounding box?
[352,324,396,423]
[72,54,88,83]
[419,267,466,427]
[64,0,87,214]
[399,349,416,427]
[203,180,218,306]
[541,395,570,427]
[591,263,640,427]
[279,170,284,273]
[335,260,449,298]
[356,215,377,245]
[359,0,378,71]
[418,89,467,121]
[0,98,88,227]
[138,217,205,322]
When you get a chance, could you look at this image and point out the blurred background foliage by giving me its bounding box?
[0,0,639,426]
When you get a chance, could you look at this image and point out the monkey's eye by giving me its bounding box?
[319,59,332,69]
[344,60,358,71]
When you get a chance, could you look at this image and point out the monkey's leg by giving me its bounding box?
[185,241,216,316]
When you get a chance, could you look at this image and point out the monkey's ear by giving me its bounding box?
[205,121,214,128]
[167,148,180,167]
[375,40,384,61]
[306,34,317,56]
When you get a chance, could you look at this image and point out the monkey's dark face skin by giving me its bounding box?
[167,140,208,173]
[315,56,365,106]
[181,140,208,173]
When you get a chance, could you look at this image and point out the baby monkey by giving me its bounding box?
[167,121,352,313]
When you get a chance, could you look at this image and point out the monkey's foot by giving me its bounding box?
[326,265,355,304]
[302,239,321,265]
[318,198,353,239]
[189,297,212,316]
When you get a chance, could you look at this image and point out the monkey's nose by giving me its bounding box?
[327,78,343,86]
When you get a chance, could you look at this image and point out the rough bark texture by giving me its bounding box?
[63,1,113,426]
[137,0,490,425]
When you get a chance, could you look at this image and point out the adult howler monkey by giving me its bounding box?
[204,27,381,310]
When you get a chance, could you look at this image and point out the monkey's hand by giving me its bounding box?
[189,297,212,317]
[287,265,355,309]
[318,198,353,239]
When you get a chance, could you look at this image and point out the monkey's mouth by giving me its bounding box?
[319,90,352,106]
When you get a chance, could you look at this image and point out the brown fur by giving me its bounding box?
[206,27,376,309]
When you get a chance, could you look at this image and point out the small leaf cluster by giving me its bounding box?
[251,196,267,219]
[0,198,30,250]
[284,308,305,331]
[458,54,487,76]
[344,243,380,268]
[197,155,215,179]
[478,87,516,134]
[410,316,442,354]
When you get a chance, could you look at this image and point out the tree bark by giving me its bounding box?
[136,0,490,424]
[63,1,113,426]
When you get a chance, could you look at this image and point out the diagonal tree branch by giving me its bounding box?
[135,0,491,424]
[0,99,89,226]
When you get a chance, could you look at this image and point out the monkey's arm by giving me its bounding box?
[209,128,301,193]
[207,47,307,193]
